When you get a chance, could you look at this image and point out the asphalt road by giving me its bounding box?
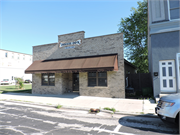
[0,101,178,135]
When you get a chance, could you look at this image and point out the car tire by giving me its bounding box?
[175,113,179,126]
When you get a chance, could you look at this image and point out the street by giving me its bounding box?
[0,101,178,135]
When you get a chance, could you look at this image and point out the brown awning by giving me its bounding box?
[25,54,118,74]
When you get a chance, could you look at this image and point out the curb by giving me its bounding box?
[0,99,158,118]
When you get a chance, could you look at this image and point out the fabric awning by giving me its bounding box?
[25,54,118,73]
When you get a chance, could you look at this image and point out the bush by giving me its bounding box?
[15,78,24,89]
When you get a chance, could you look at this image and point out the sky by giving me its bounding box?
[0,0,143,55]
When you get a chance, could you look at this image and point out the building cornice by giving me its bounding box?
[0,49,32,56]
[149,19,180,35]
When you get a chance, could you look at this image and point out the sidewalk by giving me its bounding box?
[0,92,157,117]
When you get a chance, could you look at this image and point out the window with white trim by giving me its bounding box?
[169,0,180,19]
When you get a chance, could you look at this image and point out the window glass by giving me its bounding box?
[88,72,96,77]
[168,62,172,65]
[162,62,166,65]
[169,79,173,87]
[5,53,7,57]
[98,78,107,86]
[168,67,173,76]
[163,80,167,87]
[49,73,55,86]
[162,67,166,76]
[170,8,180,19]
[98,72,107,77]
[73,74,79,78]
[169,0,180,9]
[88,78,96,86]
[42,73,48,85]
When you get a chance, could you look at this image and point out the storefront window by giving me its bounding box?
[88,72,107,86]
[42,73,55,86]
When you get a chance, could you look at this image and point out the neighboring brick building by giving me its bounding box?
[25,31,136,98]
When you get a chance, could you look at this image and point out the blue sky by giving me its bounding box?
[0,0,142,55]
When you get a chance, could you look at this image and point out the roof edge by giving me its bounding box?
[124,59,136,69]
[0,49,32,56]
[43,53,118,62]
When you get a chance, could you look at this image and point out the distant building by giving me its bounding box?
[148,0,180,97]
[0,49,32,82]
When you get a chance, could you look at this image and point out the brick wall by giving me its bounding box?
[32,31,125,98]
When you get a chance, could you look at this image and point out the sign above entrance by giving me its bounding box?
[59,39,81,48]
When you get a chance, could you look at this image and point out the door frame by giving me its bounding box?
[176,53,180,91]
[159,60,176,93]
[73,73,79,91]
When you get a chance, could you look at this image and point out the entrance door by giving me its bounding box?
[73,73,79,91]
[159,60,176,92]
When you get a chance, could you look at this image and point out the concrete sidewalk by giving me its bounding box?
[0,92,157,116]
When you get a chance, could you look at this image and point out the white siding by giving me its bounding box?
[0,49,32,81]
[150,0,165,22]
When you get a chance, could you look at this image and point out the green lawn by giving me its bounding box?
[0,84,32,93]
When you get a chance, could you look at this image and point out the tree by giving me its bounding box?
[118,0,148,73]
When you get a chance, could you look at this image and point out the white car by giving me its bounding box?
[0,79,12,85]
[155,93,180,125]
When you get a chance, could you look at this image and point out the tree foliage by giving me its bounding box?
[118,0,148,73]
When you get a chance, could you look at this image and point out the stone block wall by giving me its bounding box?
[79,70,124,98]
[32,73,73,95]
[32,73,63,95]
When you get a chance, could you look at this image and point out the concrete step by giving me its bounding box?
[159,93,176,98]
[155,97,159,103]
[159,94,170,98]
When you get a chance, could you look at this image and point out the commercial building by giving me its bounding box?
[0,49,32,82]
[25,31,136,98]
[148,0,180,97]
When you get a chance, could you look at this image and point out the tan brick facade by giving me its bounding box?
[32,31,125,98]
